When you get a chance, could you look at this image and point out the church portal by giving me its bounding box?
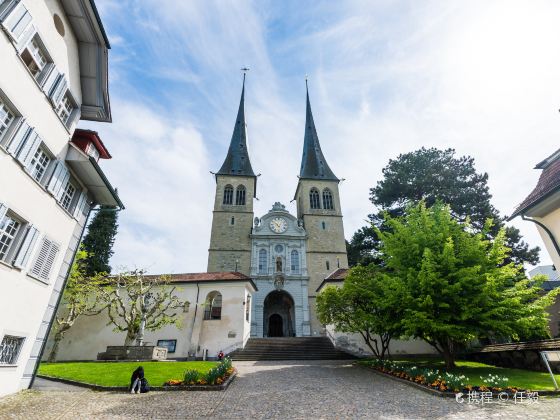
[263,291,295,337]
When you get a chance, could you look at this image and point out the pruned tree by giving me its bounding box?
[99,270,186,346]
[317,265,406,360]
[48,249,105,362]
[378,201,558,369]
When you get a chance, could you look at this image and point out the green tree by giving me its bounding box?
[347,148,539,266]
[317,265,406,359]
[378,202,558,369]
[99,270,187,346]
[81,206,119,276]
[48,249,105,362]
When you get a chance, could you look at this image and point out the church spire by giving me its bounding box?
[217,72,256,177]
[299,81,338,181]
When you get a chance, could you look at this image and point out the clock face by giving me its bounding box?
[269,217,288,233]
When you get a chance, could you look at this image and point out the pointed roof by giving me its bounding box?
[216,74,256,177]
[299,83,338,181]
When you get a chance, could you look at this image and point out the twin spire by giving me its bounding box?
[217,75,338,181]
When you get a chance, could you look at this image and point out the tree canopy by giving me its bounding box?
[347,147,540,266]
[378,202,557,368]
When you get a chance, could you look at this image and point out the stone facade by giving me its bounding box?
[207,175,255,275]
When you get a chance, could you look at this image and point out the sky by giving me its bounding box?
[84,0,560,274]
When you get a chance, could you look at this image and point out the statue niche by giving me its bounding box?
[276,256,283,273]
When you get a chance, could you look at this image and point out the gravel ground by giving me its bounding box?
[0,360,559,419]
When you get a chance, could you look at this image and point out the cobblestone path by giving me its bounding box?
[0,360,559,419]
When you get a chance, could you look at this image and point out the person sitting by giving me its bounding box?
[129,366,144,394]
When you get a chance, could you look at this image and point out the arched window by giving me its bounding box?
[223,185,233,205]
[204,291,222,320]
[290,250,299,273]
[236,185,246,205]
[322,189,334,210]
[309,188,320,209]
[258,249,267,274]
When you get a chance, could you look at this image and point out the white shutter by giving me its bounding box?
[73,191,87,219]
[17,129,40,167]
[15,21,35,51]
[29,237,59,282]
[0,1,19,21]
[0,203,7,222]
[40,63,59,93]
[13,225,39,269]
[50,76,68,106]
[6,119,30,157]
[46,161,69,199]
[1,1,31,43]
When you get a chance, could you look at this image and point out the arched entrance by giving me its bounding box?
[263,290,295,337]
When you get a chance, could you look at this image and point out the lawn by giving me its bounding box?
[361,357,560,391]
[38,361,218,387]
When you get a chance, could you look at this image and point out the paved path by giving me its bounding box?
[0,360,559,419]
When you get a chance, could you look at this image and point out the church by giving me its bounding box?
[45,77,433,361]
[207,75,348,339]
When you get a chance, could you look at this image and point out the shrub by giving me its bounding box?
[183,369,200,385]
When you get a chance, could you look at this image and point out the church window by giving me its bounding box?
[321,221,326,230]
[322,189,334,210]
[236,185,246,205]
[230,216,235,225]
[204,291,222,320]
[337,257,340,268]
[290,250,299,273]
[326,260,330,271]
[258,249,267,274]
[310,188,320,209]
[223,185,233,205]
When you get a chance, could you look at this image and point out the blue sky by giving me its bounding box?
[85,0,560,273]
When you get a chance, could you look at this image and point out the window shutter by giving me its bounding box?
[15,21,35,51]
[0,203,7,222]
[17,129,40,167]
[0,1,19,21]
[30,237,59,282]
[50,75,68,106]
[40,63,59,94]
[13,225,39,269]
[46,161,69,199]
[6,119,30,157]
[73,191,87,219]
[1,1,32,44]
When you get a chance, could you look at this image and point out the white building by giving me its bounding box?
[0,0,121,397]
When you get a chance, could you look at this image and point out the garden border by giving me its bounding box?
[358,364,560,398]
[37,370,237,392]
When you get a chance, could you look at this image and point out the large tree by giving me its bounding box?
[48,249,105,362]
[347,148,539,266]
[317,265,406,360]
[99,270,186,346]
[81,206,119,276]
[378,201,558,369]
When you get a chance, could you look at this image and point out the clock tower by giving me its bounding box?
[207,74,256,275]
[294,84,349,335]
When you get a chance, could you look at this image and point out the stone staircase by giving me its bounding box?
[229,337,355,361]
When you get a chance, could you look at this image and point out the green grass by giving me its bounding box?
[360,357,560,391]
[38,361,218,387]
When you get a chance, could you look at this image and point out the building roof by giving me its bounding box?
[509,148,560,220]
[299,83,338,181]
[315,268,348,292]
[145,272,258,290]
[216,74,256,178]
[59,0,111,122]
[529,265,559,281]
[72,129,112,159]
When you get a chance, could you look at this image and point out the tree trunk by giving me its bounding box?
[124,330,137,346]
[48,330,65,362]
[440,339,456,370]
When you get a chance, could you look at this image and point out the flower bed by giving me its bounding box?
[163,357,235,388]
[361,359,525,396]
